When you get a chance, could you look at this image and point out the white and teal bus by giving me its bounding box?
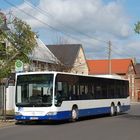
[15,71,130,122]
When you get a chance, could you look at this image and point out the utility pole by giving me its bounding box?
[108,41,112,75]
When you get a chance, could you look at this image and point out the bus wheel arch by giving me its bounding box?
[116,102,121,115]
[71,105,79,121]
[110,102,115,116]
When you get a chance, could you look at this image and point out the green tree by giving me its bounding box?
[134,21,140,34]
[0,12,37,79]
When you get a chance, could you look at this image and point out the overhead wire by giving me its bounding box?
[33,0,138,61]
[4,0,136,60]
[23,0,137,59]
[24,0,110,59]
[23,0,108,44]
[4,0,109,56]
[111,44,136,59]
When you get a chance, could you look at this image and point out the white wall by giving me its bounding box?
[72,48,88,75]
[6,86,15,111]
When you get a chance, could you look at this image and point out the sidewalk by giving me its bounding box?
[0,116,15,128]
[0,120,15,128]
[130,101,140,105]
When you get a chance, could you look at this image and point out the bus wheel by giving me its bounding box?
[116,103,121,115]
[71,107,78,121]
[110,104,115,116]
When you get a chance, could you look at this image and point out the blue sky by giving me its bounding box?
[1,0,140,62]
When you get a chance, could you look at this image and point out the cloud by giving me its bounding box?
[10,0,131,38]
[7,0,137,61]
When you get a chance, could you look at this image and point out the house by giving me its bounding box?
[87,59,136,101]
[47,44,89,75]
[28,38,60,71]
[135,63,140,101]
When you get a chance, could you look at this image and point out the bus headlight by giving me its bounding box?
[46,112,57,116]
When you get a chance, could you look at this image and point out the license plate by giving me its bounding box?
[30,117,38,120]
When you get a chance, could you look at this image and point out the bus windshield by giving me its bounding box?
[16,74,54,107]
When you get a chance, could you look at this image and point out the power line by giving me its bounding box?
[23,0,108,44]
[5,0,134,61]
[4,1,89,45]
[22,1,132,60]
[111,44,134,58]
[4,0,86,43]
[4,0,109,54]
[110,39,139,58]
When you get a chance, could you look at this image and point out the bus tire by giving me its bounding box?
[110,104,115,116]
[71,106,78,121]
[116,103,121,115]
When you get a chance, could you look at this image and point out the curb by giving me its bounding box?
[130,102,140,105]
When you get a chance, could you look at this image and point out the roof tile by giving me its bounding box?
[87,59,134,75]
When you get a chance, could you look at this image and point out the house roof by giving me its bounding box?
[29,38,60,64]
[87,59,135,75]
[47,44,82,67]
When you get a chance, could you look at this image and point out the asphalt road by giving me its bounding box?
[0,103,140,140]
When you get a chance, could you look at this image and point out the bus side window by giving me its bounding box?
[56,82,69,102]
[69,85,77,100]
[87,84,94,99]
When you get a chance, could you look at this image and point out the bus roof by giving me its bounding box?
[16,71,127,81]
